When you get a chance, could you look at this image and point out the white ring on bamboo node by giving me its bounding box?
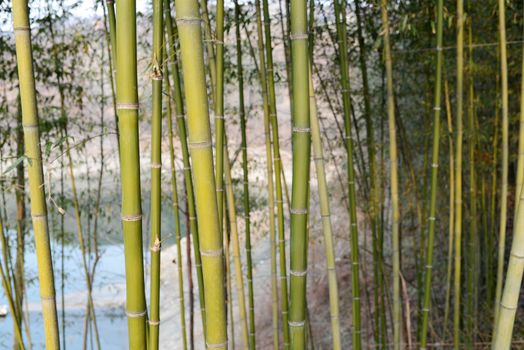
[273,157,281,161]
[327,266,336,271]
[40,295,56,301]
[200,248,223,257]
[431,163,439,168]
[151,163,162,169]
[148,319,160,325]
[206,340,228,349]
[216,188,224,192]
[121,214,142,222]
[353,296,361,300]
[189,216,196,220]
[313,156,324,162]
[510,252,524,259]
[23,124,38,130]
[290,269,307,277]
[32,214,47,221]
[189,140,212,149]
[436,46,443,51]
[270,113,277,118]
[126,309,147,318]
[422,307,430,312]
[425,264,433,269]
[215,114,226,120]
[290,208,307,215]
[278,239,285,243]
[215,40,224,45]
[176,114,186,119]
[292,127,310,133]
[195,263,202,268]
[352,261,359,265]
[428,216,436,221]
[176,17,202,26]
[117,102,139,110]
[500,302,517,310]
[433,106,441,111]
[321,213,331,218]
[351,222,357,227]
[290,33,308,40]
[13,26,30,32]
[183,166,191,171]
[288,320,305,327]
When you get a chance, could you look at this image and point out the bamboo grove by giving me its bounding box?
[5,0,524,349]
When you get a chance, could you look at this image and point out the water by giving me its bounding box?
[0,243,129,349]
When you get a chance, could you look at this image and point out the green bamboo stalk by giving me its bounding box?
[494,0,509,324]
[515,0,524,239]
[115,0,147,348]
[105,0,119,149]
[419,0,443,345]
[224,141,251,350]
[214,0,225,226]
[175,0,227,347]
[443,79,455,337]
[332,0,362,346]
[254,0,279,347]
[308,64,342,350]
[453,0,464,347]
[288,0,311,346]
[262,0,290,345]
[224,221,235,350]
[12,1,60,347]
[164,0,207,335]
[199,0,217,104]
[165,63,188,350]
[149,0,163,347]
[233,1,256,348]
[380,1,401,349]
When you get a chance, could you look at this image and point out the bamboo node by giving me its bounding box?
[148,319,160,326]
[189,140,212,149]
[428,216,436,221]
[13,26,30,32]
[189,216,197,221]
[151,163,162,169]
[176,17,202,26]
[292,126,310,133]
[433,106,441,111]
[327,266,336,271]
[215,114,226,120]
[176,114,186,119]
[290,208,307,215]
[121,214,142,222]
[216,188,224,192]
[31,213,47,221]
[289,269,307,277]
[288,320,305,327]
[117,102,139,110]
[150,238,161,252]
[200,248,223,257]
[22,124,39,130]
[425,264,433,269]
[422,307,430,312]
[500,302,517,310]
[290,33,308,40]
[510,252,524,259]
[206,340,228,349]
[431,163,439,168]
[320,213,331,218]
[126,309,147,318]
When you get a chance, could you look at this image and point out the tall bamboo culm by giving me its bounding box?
[419,0,443,346]
[233,1,256,348]
[308,64,342,350]
[494,0,509,325]
[164,0,207,336]
[453,0,464,347]
[288,0,311,346]
[254,0,279,347]
[380,1,401,348]
[149,0,164,347]
[165,67,188,350]
[175,0,227,347]
[115,0,147,348]
[214,0,225,225]
[12,0,60,348]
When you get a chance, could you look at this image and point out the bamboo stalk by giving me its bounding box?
[164,0,207,335]
[233,2,256,348]
[453,0,464,347]
[380,1,401,349]
[115,0,147,347]
[214,0,225,226]
[175,0,227,347]
[288,0,311,346]
[254,0,279,347]
[308,64,342,350]
[419,0,443,345]
[149,0,164,347]
[12,0,60,347]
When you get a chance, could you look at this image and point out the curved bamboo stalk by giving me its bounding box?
[419,0,443,345]
[149,0,164,347]
[12,1,60,347]
[453,0,464,347]
[308,64,341,350]
[233,2,256,348]
[115,0,147,347]
[494,0,509,325]
[164,0,207,336]
[380,1,401,348]
[175,0,227,347]
[288,0,311,346]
